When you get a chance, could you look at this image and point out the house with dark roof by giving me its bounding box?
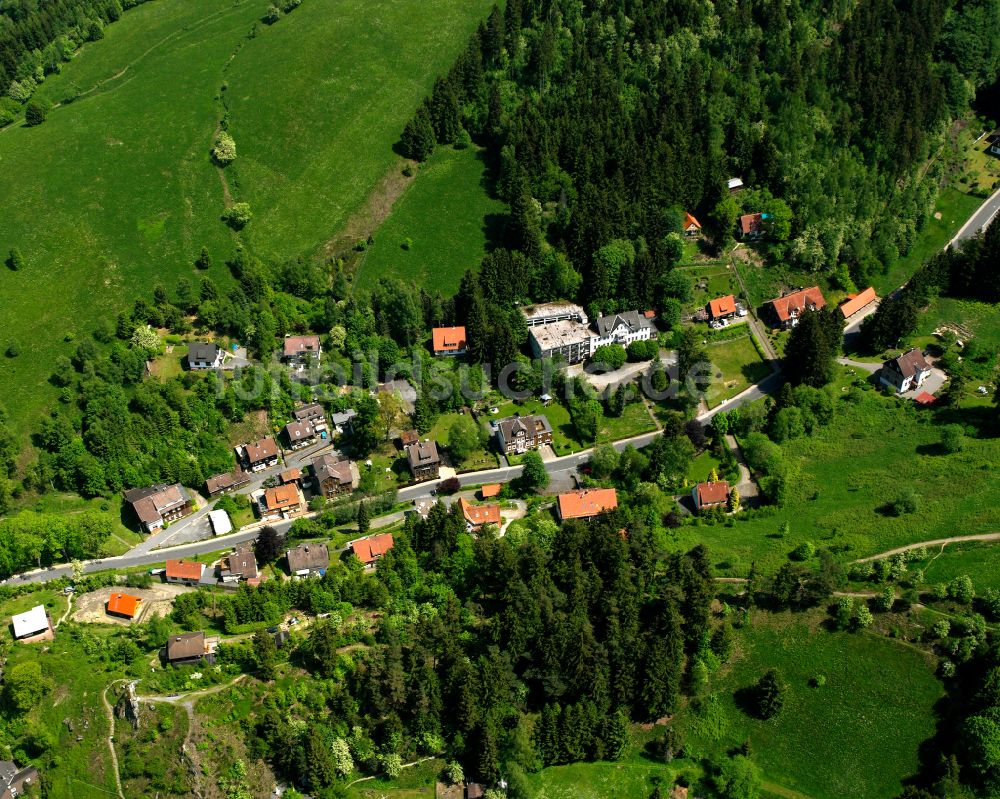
[287,543,329,576]
[220,545,260,586]
[683,211,702,237]
[764,286,827,329]
[294,402,328,433]
[432,326,467,356]
[349,533,395,569]
[330,408,357,434]
[0,760,40,799]
[557,488,618,521]
[239,437,279,472]
[205,469,250,498]
[283,335,322,368]
[407,440,441,482]
[591,310,656,349]
[378,379,417,413]
[880,348,932,393]
[282,420,317,450]
[124,483,194,533]
[165,631,212,665]
[187,342,222,370]
[692,481,730,512]
[494,414,553,455]
[312,453,357,497]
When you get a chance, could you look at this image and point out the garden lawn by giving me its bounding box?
[677,609,943,799]
[356,145,507,294]
[687,450,723,483]
[670,387,1000,576]
[429,411,499,472]
[703,335,770,408]
[526,761,686,799]
[596,401,658,444]
[678,262,740,317]
[0,0,494,433]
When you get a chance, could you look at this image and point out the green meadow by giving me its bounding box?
[0,0,493,433]
[356,145,507,294]
[673,377,1000,575]
[677,610,943,799]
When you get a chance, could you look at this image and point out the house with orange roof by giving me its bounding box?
[738,212,766,239]
[682,212,702,237]
[165,559,205,586]
[707,295,738,322]
[838,287,878,320]
[349,533,395,569]
[692,481,730,512]
[432,326,467,357]
[479,483,502,499]
[260,483,303,520]
[457,498,502,532]
[764,286,826,328]
[556,488,618,521]
[106,593,142,620]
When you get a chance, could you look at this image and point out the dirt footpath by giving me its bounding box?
[72,583,194,625]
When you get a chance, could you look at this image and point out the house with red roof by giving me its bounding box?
[838,287,878,320]
[107,593,142,620]
[457,498,502,532]
[350,533,395,569]
[764,286,826,329]
[283,334,322,367]
[682,212,702,237]
[707,295,738,322]
[557,488,618,521]
[692,481,730,512]
[432,326,467,356]
[165,559,205,586]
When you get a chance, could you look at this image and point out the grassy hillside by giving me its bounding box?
[355,145,507,294]
[672,371,1000,575]
[0,0,493,434]
[677,610,943,799]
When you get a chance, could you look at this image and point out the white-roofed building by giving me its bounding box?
[209,509,233,535]
[12,605,53,642]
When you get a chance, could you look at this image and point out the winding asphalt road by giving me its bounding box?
[11,187,997,588]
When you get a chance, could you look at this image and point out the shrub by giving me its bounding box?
[24,99,50,127]
[810,673,826,687]
[282,0,302,10]
[4,342,19,358]
[888,487,919,516]
[401,237,413,251]
[790,541,815,561]
[222,202,252,229]
[6,248,24,270]
[626,339,659,362]
[263,5,281,23]
[454,128,472,149]
[947,574,975,604]
[932,619,951,639]
[940,424,965,453]
[592,343,627,370]
[855,605,874,629]
[212,131,237,165]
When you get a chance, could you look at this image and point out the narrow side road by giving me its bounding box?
[853,532,1000,563]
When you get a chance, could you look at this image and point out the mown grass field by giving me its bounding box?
[356,145,507,294]
[673,376,1000,575]
[0,0,494,434]
[704,334,770,408]
[677,610,943,799]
